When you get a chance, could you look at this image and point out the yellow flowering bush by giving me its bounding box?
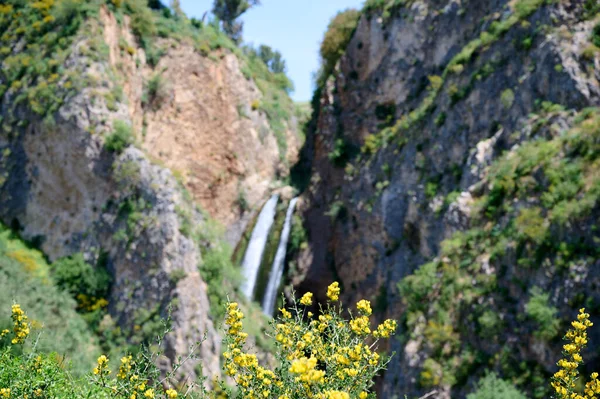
[551,308,599,399]
[0,284,398,399]
[0,304,30,345]
[222,282,397,399]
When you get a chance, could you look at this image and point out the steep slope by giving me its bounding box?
[296,0,600,398]
[0,0,298,380]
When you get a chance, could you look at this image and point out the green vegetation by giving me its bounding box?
[363,0,407,20]
[242,45,294,159]
[1,283,399,398]
[525,287,560,340]
[0,225,99,372]
[328,138,352,167]
[399,107,600,397]
[194,218,242,321]
[355,0,550,158]
[52,253,111,313]
[318,9,361,86]
[0,0,99,126]
[104,120,134,153]
[142,72,168,111]
[500,89,515,109]
[257,44,286,74]
[593,22,600,48]
[467,373,527,399]
[212,0,260,43]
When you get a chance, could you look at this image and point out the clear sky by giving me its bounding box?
[179,0,365,102]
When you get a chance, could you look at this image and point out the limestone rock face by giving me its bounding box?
[0,5,298,381]
[296,1,600,397]
[100,8,300,246]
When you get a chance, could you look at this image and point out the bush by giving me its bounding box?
[52,253,111,308]
[593,23,600,48]
[328,138,350,167]
[104,120,134,153]
[467,373,527,399]
[142,73,169,111]
[0,283,398,399]
[525,287,560,340]
[500,89,515,109]
[0,227,99,371]
[124,0,157,39]
[318,9,361,85]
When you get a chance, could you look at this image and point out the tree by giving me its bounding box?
[212,0,260,43]
[257,44,286,74]
[170,0,184,18]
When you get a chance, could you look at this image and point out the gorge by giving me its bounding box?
[1,0,600,398]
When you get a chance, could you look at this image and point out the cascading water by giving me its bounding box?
[261,197,298,316]
[240,195,279,300]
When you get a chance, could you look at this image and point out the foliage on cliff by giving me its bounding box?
[399,106,600,397]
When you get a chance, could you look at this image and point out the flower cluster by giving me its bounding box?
[93,355,110,377]
[117,356,133,379]
[327,282,341,301]
[222,281,397,399]
[0,388,10,398]
[9,304,30,345]
[551,308,599,399]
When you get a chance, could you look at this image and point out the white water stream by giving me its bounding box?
[240,195,279,300]
[261,197,298,316]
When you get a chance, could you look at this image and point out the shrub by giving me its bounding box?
[500,89,515,109]
[467,373,527,399]
[124,0,157,39]
[222,283,397,398]
[52,253,111,310]
[593,23,600,48]
[0,227,98,371]
[328,138,350,167]
[525,287,560,340]
[142,73,169,111]
[551,308,600,399]
[104,120,134,153]
[0,283,398,399]
[515,207,548,245]
[319,9,361,84]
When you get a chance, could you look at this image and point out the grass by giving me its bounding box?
[0,225,99,373]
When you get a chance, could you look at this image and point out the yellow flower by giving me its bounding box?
[10,304,30,344]
[323,390,349,399]
[0,388,10,398]
[350,316,371,335]
[144,389,154,398]
[359,392,368,399]
[300,292,313,306]
[373,319,397,338]
[279,307,292,319]
[93,354,110,375]
[356,299,372,316]
[165,389,177,399]
[327,282,340,301]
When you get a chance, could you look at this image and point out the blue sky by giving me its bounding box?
[179,0,365,102]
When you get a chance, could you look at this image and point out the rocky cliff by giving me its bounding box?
[0,0,298,380]
[296,1,600,397]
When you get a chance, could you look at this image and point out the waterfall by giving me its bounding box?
[240,195,279,300]
[261,197,298,316]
